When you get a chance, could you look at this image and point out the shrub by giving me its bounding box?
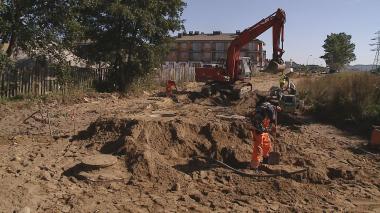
[298,72,380,134]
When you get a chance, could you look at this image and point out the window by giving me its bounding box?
[203,42,211,50]
[203,52,212,61]
[213,52,226,61]
[192,42,201,52]
[180,52,189,60]
[192,52,201,61]
[248,42,256,51]
[215,42,225,51]
[180,42,187,50]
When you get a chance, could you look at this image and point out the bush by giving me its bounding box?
[298,72,380,134]
[0,52,14,72]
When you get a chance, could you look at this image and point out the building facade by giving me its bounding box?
[166,31,267,69]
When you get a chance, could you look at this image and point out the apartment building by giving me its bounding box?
[166,31,267,69]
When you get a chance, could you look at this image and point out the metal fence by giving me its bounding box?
[0,63,109,98]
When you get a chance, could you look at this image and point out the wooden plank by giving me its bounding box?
[27,67,31,95]
[0,72,3,98]
[20,67,23,95]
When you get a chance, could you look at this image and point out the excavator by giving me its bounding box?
[195,8,286,99]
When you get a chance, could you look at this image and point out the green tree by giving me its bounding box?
[321,33,356,71]
[76,0,185,91]
[0,0,81,59]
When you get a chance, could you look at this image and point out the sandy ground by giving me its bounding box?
[0,73,379,212]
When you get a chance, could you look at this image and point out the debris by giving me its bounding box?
[215,114,246,121]
[171,183,181,191]
[80,154,118,168]
[22,110,41,124]
[62,205,71,213]
[40,171,52,181]
[150,111,176,118]
[21,160,30,167]
[18,206,31,213]
[10,156,22,162]
[189,191,203,203]
[199,171,208,179]
[83,97,91,103]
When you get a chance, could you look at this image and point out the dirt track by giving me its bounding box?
[0,74,379,212]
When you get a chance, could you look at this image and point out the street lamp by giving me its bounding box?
[306,54,312,72]
[306,54,312,66]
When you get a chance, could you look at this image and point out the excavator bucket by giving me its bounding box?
[265,60,286,73]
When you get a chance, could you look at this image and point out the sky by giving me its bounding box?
[181,0,380,65]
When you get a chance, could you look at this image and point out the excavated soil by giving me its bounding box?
[0,75,380,212]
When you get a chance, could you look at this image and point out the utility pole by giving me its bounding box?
[370,31,380,73]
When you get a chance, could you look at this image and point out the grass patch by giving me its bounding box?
[298,72,380,135]
[0,87,99,107]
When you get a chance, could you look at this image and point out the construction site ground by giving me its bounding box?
[0,74,379,212]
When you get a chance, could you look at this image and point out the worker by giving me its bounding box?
[279,73,296,95]
[166,80,179,103]
[250,102,280,169]
[279,72,288,90]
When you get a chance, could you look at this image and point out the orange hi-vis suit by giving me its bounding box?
[166,80,177,97]
[251,117,272,169]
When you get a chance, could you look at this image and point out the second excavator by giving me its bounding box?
[195,8,286,99]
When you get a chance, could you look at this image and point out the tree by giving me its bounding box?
[76,0,185,91]
[0,0,80,59]
[321,33,356,71]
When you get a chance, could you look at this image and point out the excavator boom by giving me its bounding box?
[227,9,286,81]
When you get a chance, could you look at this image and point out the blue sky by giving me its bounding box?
[182,0,380,65]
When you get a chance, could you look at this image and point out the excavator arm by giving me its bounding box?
[227,8,286,81]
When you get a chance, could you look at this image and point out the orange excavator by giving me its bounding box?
[195,9,286,99]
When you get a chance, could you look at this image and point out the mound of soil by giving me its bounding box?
[75,116,252,183]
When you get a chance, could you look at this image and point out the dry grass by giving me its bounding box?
[298,72,380,133]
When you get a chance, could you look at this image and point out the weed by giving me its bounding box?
[298,72,380,134]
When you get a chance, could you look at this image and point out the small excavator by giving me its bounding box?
[195,8,286,99]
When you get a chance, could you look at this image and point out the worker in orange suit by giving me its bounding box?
[166,80,179,102]
[250,102,280,169]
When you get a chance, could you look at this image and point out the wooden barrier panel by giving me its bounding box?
[158,65,195,84]
[0,63,110,98]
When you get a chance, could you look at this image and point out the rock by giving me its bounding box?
[199,171,208,179]
[171,183,181,191]
[62,205,71,213]
[11,156,22,162]
[107,182,121,191]
[21,160,29,167]
[183,174,192,181]
[19,206,31,213]
[40,171,51,181]
[5,166,14,174]
[189,190,203,203]
[81,154,118,168]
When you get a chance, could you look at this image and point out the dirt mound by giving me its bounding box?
[232,92,258,115]
[74,116,252,182]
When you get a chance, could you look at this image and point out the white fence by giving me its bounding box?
[156,64,196,84]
